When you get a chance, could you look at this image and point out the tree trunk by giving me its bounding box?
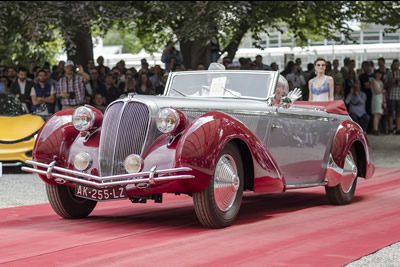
[221,23,250,62]
[66,25,93,67]
[180,40,212,70]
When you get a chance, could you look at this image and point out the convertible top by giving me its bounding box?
[292,100,348,115]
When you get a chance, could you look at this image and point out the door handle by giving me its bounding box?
[272,124,282,129]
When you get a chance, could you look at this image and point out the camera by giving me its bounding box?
[75,67,80,72]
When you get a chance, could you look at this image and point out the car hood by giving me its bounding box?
[0,114,44,142]
[130,95,271,114]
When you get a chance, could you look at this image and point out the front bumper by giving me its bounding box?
[22,160,195,188]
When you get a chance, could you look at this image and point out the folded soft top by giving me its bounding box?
[292,100,348,115]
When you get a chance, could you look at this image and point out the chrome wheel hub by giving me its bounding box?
[341,152,358,193]
[214,154,240,212]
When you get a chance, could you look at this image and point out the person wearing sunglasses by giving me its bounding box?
[308,58,334,101]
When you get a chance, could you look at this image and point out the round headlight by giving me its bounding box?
[156,108,188,134]
[73,152,92,171]
[124,154,143,173]
[72,107,95,131]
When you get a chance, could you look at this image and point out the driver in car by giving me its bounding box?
[273,75,302,105]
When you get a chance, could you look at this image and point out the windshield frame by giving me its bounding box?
[164,70,279,101]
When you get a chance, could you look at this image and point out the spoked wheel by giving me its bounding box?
[193,142,244,228]
[325,147,358,205]
[46,184,97,219]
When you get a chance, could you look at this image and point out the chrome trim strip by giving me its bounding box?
[22,160,194,188]
[286,182,328,189]
[111,101,127,175]
[22,166,194,188]
[24,160,192,180]
[1,162,23,167]
[180,107,348,121]
[327,153,343,175]
[181,108,271,117]
[325,153,343,187]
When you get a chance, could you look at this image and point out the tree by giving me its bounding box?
[96,24,142,54]
[134,1,400,69]
[0,1,140,66]
[0,1,399,70]
[356,1,400,31]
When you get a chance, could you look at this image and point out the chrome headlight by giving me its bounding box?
[156,108,187,134]
[72,106,95,131]
[73,152,92,171]
[124,154,143,173]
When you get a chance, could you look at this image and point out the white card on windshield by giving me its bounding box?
[210,77,227,96]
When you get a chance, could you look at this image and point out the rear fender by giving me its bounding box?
[327,120,375,186]
[175,111,285,193]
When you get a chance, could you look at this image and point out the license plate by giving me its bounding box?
[75,184,127,201]
[0,162,2,177]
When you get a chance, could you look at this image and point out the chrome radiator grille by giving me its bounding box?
[99,101,150,176]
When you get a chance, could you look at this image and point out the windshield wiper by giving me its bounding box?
[172,88,187,97]
[200,86,240,98]
[222,87,241,98]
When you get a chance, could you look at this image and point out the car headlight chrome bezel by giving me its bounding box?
[73,151,92,171]
[72,106,95,132]
[124,154,143,174]
[156,108,188,134]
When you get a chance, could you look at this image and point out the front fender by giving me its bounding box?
[328,120,375,186]
[175,111,284,193]
[32,110,79,184]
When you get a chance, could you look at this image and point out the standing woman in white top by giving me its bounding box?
[308,58,334,101]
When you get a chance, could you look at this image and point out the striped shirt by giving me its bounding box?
[56,75,85,106]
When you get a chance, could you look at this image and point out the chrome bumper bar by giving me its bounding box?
[22,160,195,188]
[1,162,23,167]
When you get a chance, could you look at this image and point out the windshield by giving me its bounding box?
[166,71,276,99]
[0,93,27,116]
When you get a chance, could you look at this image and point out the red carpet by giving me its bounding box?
[1,167,400,266]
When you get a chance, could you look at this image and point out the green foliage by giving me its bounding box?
[0,1,399,67]
[95,24,142,54]
[133,1,369,57]
[0,1,140,66]
[356,1,400,31]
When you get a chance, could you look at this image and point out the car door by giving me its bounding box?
[265,106,338,186]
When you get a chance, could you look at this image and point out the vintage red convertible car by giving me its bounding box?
[23,70,375,228]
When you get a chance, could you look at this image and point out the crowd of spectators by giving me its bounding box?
[276,56,400,136]
[0,44,398,136]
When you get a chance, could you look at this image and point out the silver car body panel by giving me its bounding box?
[119,92,350,187]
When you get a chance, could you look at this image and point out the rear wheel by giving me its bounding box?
[46,184,97,219]
[193,142,244,228]
[325,147,358,205]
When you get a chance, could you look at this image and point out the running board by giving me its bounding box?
[286,182,328,189]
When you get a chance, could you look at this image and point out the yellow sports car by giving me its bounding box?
[0,92,44,172]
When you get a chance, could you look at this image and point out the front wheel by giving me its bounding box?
[193,142,244,228]
[325,147,358,205]
[46,184,97,219]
